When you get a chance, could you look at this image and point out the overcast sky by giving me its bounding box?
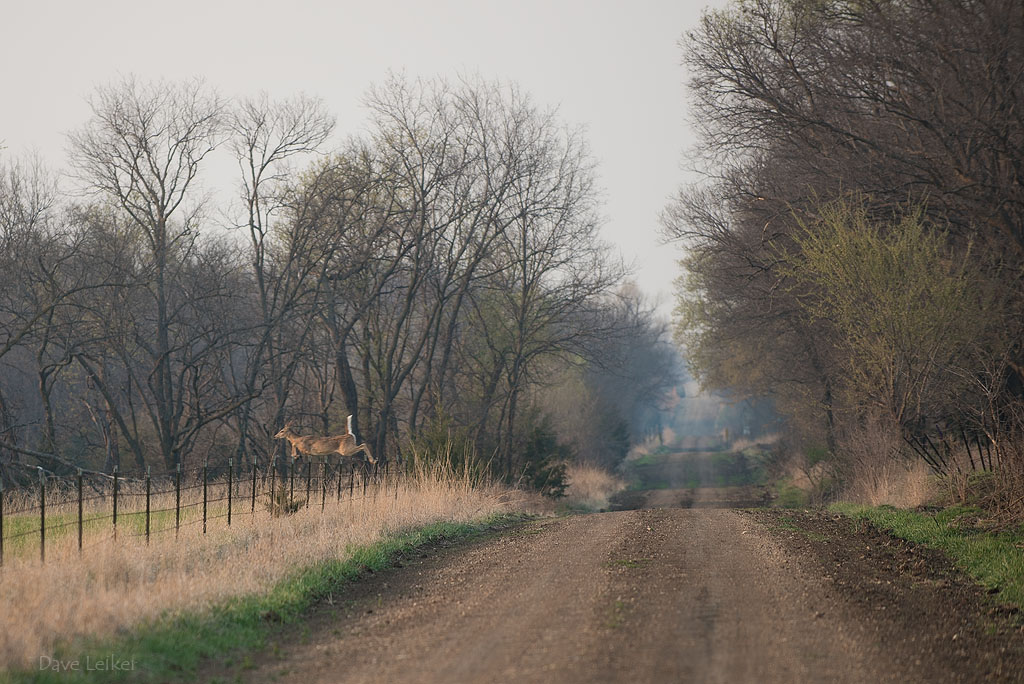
[0,0,725,312]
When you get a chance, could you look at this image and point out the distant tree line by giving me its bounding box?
[666,0,1024,495]
[0,75,678,489]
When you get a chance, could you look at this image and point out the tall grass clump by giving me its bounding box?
[836,416,936,508]
[562,463,625,511]
[406,419,493,488]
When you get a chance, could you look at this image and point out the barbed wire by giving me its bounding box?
[0,493,390,559]
[0,467,393,562]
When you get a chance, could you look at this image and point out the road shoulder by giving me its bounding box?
[751,509,1024,683]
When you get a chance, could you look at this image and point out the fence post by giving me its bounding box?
[305,460,312,505]
[227,458,233,527]
[349,467,355,498]
[203,460,208,534]
[251,455,257,515]
[39,468,45,564]
[289,459,295,507]
[77,469,83,553]
[269,456,277,515]
[175,462,181,537]
[0,476,4,567]
[145,466,151,544]
[321,461,327,512]
[336,460,342,502]
[112,465,119,539]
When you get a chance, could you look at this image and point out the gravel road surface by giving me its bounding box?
[218,504,902,684]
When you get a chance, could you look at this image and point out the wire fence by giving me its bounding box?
[0,457,399,567]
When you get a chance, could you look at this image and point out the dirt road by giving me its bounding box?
[203,449,1024,683]
[215,505,903,684]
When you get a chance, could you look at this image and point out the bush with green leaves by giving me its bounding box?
[516,416,571,498]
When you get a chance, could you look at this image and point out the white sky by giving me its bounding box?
[0,0,725,311]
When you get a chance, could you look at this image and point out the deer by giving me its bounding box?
[274,415,376,466]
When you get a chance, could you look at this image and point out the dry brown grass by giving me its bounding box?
[991,438,1024,523]
[832,414,935,508]
[843,457,935,508]
[940,434,1024,525]
[562,463,625,510]
[0,467,532,669]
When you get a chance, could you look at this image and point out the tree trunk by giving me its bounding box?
[334,336,362,440]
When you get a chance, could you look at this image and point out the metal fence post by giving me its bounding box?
[203,460,208,534]
[321,461,327,512]
[336,460,342,502]
[0,476,5,567]
[269,456,277,515]
[112,465,119,539]
[175,462,181,537]
[145,466,151,544]
[39,468,45,564]
[251,455,257,515]
[305,460,312,505]
[77,469,83,553]
[289,459,295,507]
[227,458,233,527]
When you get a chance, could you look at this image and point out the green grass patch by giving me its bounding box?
[7,513,528,684]
[631,452,658,467]
[772,479,809,509]
[833,503,1024,608]
[604,558,650,569]
[626,477,671,491]
[605,599,627,629]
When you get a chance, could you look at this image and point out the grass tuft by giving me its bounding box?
[560,464,625,512]
[772,479,810,508]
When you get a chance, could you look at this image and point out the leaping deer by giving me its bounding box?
[274,415,376,465]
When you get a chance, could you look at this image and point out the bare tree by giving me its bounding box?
[0,74,634,488]
[0,155,66,474]
[69,76,224,469]
[226,92,335,466]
